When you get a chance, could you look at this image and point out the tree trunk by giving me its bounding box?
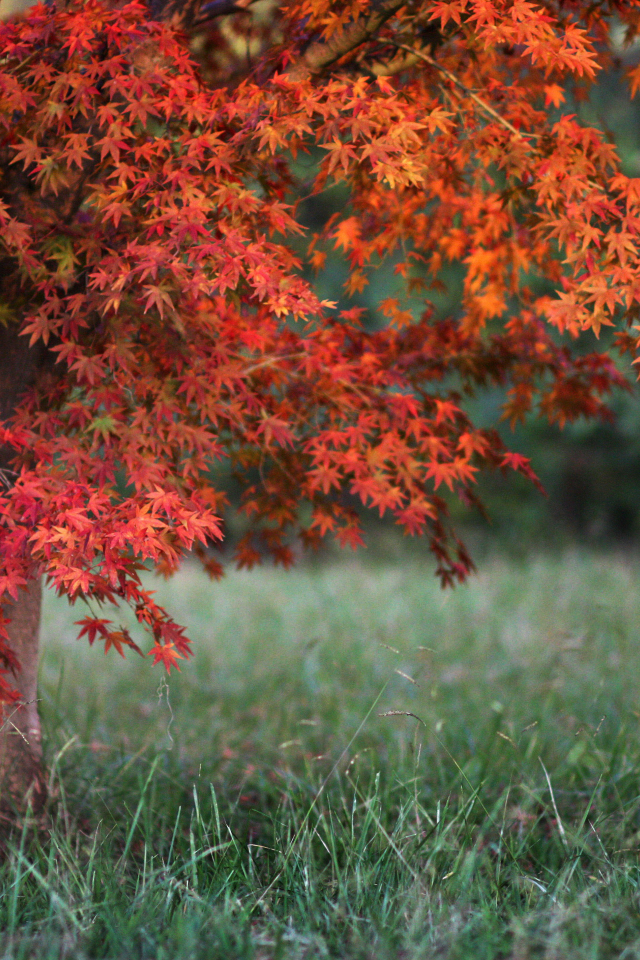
[0,579,45,821]
[0,318,51,824]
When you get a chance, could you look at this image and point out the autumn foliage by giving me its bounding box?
[0,0,638,699]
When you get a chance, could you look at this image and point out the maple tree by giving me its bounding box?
[0,0,638,819]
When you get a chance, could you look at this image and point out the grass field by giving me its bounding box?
[2,549,640,958]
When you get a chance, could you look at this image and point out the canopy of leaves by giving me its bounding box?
[0,0,638,697]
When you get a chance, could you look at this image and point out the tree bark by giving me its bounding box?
[0,320,50,824]
[0,579,45,821]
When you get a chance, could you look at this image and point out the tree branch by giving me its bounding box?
[287,0,407,81]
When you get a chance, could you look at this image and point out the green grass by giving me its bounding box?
[3,549,640,958]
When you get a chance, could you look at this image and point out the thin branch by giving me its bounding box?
[193,0,257,27]
[152,0,256,29]
[390,40,533,142]
[390,41,615,205]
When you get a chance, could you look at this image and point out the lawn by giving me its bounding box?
[2,549,640,958]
